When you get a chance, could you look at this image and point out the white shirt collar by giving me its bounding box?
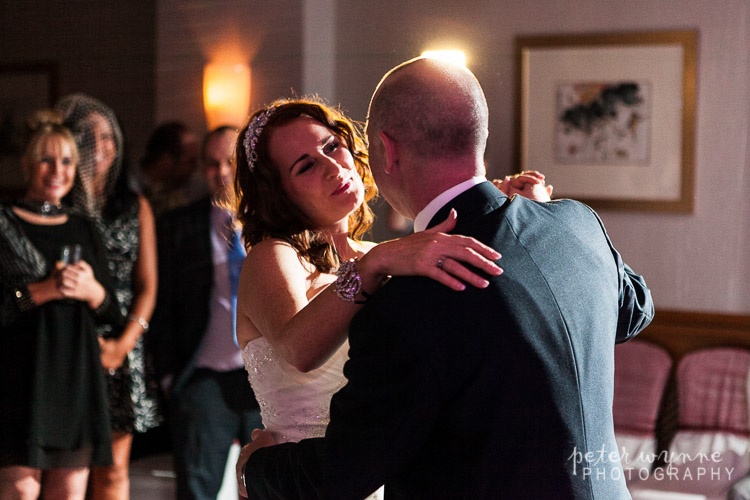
[413,176,487,232]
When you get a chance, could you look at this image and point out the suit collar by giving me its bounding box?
[414,176,487,232]
[426,181,508,230]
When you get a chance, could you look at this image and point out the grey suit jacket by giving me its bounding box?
[245,182,653,499]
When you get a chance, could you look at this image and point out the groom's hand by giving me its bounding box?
[237,429,276,498]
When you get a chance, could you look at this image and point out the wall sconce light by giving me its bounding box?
[420,50,467,67]
[203,63,251,130]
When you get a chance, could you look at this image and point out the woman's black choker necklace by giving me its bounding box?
[14,199,66,217]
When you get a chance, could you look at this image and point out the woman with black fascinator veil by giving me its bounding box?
[55,94,161,500]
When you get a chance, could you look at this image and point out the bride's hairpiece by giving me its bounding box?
[243,106,276,172]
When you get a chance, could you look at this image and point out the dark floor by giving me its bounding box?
[129,428,240,500]
[130,452,176,499]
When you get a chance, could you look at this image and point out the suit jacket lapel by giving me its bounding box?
[427,181,509,230]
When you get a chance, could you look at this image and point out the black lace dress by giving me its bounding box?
[96,200,161,434]
[0,208,123,468]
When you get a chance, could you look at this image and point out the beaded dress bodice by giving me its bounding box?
[242,336,348,443]
[94,201,161,433]
[95,202,139,318]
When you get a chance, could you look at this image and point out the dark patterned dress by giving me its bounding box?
[96,200,161,433]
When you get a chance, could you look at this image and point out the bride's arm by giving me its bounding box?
[239,212,503,373]
[239,239,361,373]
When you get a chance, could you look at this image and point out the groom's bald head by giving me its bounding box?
[366,57,489,161]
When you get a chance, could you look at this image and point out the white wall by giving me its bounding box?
[155,0,750,314]
[335,0,750,314]
[156,0,304,134]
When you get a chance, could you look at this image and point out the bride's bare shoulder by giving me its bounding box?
[248,237,296,255]
[246,238,307,271]
[359,240,378,253]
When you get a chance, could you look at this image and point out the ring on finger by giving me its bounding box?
[436,256,446,269]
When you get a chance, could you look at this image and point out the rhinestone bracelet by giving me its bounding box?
[335,258,364,303]
[128,314,150,331]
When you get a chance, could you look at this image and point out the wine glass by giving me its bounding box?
[60,244,82,265]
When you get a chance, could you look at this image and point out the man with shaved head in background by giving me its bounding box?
[153,126,262,500]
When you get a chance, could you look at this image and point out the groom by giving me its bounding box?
[238,57,654,499]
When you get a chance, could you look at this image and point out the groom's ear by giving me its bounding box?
[379,131,398,175]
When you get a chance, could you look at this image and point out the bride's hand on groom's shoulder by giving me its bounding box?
[359,209,503,293]
[237,429,276,498]
[493,170,553,202]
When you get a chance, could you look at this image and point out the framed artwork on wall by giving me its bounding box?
[0,62,59,198]
[515,31,697,213]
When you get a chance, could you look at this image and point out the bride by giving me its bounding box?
[232,98,546,497]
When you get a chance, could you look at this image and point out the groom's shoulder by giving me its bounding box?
[498,196,605,236]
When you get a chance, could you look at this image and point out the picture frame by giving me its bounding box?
[515,31,697,213]
[0,62,59,198]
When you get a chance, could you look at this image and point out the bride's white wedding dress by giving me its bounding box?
[242,336,383,499]
[242,336,348,443]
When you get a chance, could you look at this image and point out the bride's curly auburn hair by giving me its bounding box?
[233,97,377,273]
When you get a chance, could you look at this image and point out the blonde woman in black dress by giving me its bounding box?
[0,111,124,500]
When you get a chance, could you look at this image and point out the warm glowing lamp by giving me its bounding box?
[203,63,251,130]
[420,50,467,67]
